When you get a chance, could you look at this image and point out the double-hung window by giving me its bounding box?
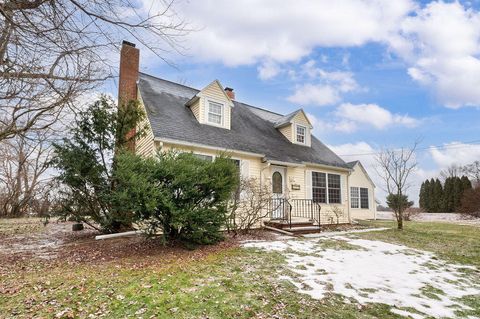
[327,174,341,204]
[312,172,341,204]
[296,125,306,144]
[360,187,369,209]
[207,101,223,125]
[350,187,359,208]
[350,187,369,209]
[312,172,327,203]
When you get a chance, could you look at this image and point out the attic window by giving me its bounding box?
[296,125,306,144]
[207,101,223,125]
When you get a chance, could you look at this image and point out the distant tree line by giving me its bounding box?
[419,176,472,213]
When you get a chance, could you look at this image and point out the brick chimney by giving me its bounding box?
[118,40,140,152]
[118,40,139,105]
[224,87,235,100]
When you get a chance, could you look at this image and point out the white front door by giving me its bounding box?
[271,166,286,219]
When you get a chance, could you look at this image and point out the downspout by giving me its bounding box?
[347,169,352,224]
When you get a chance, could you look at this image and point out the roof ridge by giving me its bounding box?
[140,71,286,116]
[139,72,200,92]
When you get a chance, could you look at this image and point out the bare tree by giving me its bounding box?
[375,143,418,230]
[0,130,54,217]
[227,178,277,235]
[463,161,480,188]
[440,164,462,181]
[0,0,188,140]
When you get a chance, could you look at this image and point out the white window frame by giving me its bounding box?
[350,187,359,209]
[350,186,369,209]
[295,124,307,145]
[206,100,224,127]
[311,171,342,204]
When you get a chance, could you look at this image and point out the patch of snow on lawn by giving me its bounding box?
[243,237,480,319]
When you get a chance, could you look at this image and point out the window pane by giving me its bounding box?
[312,172,326,203]
[208,113,221,124]
[209,102,222,114]
[328,174,341,204]
[296,126,305,143]
[360,187,369,209]
[193,154,213,162]
[272,172,283,194]
[350,187,359,209]
[208,101,223,124]
[313,188,326,203]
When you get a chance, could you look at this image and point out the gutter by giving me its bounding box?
[155,137,265,158]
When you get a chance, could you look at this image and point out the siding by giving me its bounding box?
[190,98,201,122]
[348,163,376,220]
[279,125,293,142]
[136,94,156,157]
[292,112,311,126]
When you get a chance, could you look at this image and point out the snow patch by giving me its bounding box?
[243,237,480,318]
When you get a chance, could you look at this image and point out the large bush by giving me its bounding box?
[113,151,239,245]
[51,96,145,233]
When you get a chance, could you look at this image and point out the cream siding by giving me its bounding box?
[190,98,201,122]
[348,163,376,220]
[292,112,311,126]
[279,125,293,142]
[136,94,156,157]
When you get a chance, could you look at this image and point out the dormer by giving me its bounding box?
[185,80,234,130]
[275,109,313,147]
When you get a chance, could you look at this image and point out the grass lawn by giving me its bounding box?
[357,220,480,267]
[0,218,479,318]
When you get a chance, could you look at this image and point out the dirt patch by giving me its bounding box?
[0,219,277,274]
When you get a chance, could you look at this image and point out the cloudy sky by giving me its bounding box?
[126,0,480,203]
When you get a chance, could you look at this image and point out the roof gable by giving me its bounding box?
[274,109,312,128]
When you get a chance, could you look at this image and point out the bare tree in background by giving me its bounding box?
[0,130,54,217]
[0,0,188,140]
[463,161,480,188]
[376,143,418,230]
[439,164,462,181]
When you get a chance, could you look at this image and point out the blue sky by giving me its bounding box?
[122,0,480,203]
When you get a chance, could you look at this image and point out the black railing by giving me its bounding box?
[268,198,321,230]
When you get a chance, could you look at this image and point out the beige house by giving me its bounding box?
[118,41,376,232]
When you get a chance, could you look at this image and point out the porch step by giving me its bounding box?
[264,220,315,229]
[284,226,322,234]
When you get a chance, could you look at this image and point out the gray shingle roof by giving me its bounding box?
[273,110,302,128]
[346,161,359,169]
[138,72,348,169]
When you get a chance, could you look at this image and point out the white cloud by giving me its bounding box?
[258,60,282,80]
[335,103,419,130]
[174,0,415,66]
[287,60,360,106]
[288,84,340,106]
[136,0,480,108]
[430,142,480,168]
[393,1,480,108]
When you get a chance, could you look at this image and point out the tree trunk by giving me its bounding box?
[397,210,404,230]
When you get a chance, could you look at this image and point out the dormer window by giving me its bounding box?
[296,124,306,144]
[207,101,223,126]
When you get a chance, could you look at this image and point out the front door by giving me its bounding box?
[271,166,286,219]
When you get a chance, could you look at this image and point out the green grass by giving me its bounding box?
[0,249,406,319]
[1,219,479,318]
[356,220,480,267]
